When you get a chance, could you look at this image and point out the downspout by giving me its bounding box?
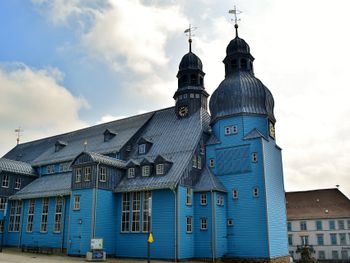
[19,199,25,248]
[60,195,67,253]
[211,191,216,263]
[92,162,100,239]
[171,187,178,262]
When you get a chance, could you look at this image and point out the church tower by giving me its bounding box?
[206,8,289,261]
[174,27,209,118]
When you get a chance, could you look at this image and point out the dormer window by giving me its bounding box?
[138,144,146,155]
[55,140,67,152]
[156,164,164,175]
[128,168,135,178]
[47,165,54,174]
[84,166,91,181]
[142,165,150,177]
[104,129,117,142]
[75,168,82,183]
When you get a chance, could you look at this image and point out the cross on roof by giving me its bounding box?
[228,5,242,36]
[184,24,197,52]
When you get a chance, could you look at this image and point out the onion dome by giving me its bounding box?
[179,51,203,71]
[209,26,275,123]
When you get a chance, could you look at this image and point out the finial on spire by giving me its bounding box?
[184,24,197,53]
[14,127,23,145]
[229,5,242,37]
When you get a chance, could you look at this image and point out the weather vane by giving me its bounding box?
[184,24,197,52]
[14,127,23,145]
[228,4,242,36]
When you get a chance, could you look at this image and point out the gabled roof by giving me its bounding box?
[3,111,154,165]
[0,158,36,176]
[243,128,267,140]
[138,137,153,144]
[194,167,227,193]
[126,159,140,167]
[286,188,350,220]
[140,158,154,165]
[10,173,71,200]
[71,152,126,169]
[115,108,210,192]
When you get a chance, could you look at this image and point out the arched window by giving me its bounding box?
[199,76,204,85]
[231,59,238,70]
[180,75,188,84]
[190,74,197,85]
[241,59,247,70]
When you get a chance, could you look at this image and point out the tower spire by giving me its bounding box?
[184,24,197,53]
[229,5,242,37]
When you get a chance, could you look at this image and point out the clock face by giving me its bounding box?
[269,121,275,139]
[178,106,189,117]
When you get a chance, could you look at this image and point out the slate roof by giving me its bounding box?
[194,167,226,192]
[4,111,154,165]
[0,158,36,176]
[115,107,210,192]
[10,173,71,200]
[286,188,350,220]
[243,128,267,140]
[72,152,126,169]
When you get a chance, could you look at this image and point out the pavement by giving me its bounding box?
[0,248,207,263]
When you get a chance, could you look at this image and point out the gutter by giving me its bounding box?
[171,187,179,262]
[92,161,100,239]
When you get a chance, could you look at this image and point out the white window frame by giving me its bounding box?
[84,166,91,181]
[14,178,21,190]
[59,163,69,172]
[209,159,215,168]
[26,199,35,233]
[73,195,80,210]
[99,166,107,182]
[40,198,49,233]
[138,144,146,154]
[47,165,54,174]
[142,165,150,177]
[186,188,192,206]
[338,220,345,230]
[2,175,9,188]
[0,197,7,210]
[142,191,152,232]
[8,200,22,232]
[75,168,82,183]
[217,195,224,206]
[121,193,130,232]
[156,164,164,175]
[128,168,135,178]
[131,192,141,232]
[200,194,207,205]
[186,216,192,233]
[200,218,207,230]
[54,197,63,233]
[232,189,238,199]
[192,155,197,168]
[197,156,202,169]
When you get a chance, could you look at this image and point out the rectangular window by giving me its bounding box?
[75,168,82,183]
[26,199,35,232]
[0,220,4,233]
[8,200,22,232]
[200,193,207,205]
[300,235,309,246]
[316,220,322,230]
[339,233,347,245]
[227,219,234,226]
[338,220,345,230]
[0,197,7,210]
[329,220,336,230]
[142,165,150,177]
[121,193,130,232]
[232,189,238,199]
[252,187,259,198]
[318,251,325,260]
[128,167,135,178]
[138,144,146,154]
[332,250,339,260]
[252,152,258,163]
[186,216,192,233]
[131,192,141,232]
[40,198,49,232]
[209,159,215,168]
[47,165,54,174]
[216,195,224,206]
[197,156,202,169]
[224,125,238,135]
[73,196,80,210]
[99,167,107,182]
[287,221,292,231]
[186,188,192,205]
[341,250,348,260]
[348,219,350,229]
[317,234,324,245]
[190,93,194,98]
[156,164,164,175]
[288,234,293,245]
[200,218,207,230]
[14,178,21,190]
[54,197,63,233]
[2,175,9,188]
[330,233,337,245]
[59,163,69,172]
[300,221,307,231]
[84,166,91,181]
[192,155,197,168]
[142,191,151,232]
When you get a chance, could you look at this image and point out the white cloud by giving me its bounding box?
[0,63,88,156]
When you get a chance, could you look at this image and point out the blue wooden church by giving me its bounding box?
[0,21,289,262]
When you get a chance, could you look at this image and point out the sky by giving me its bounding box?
[1,0,350,197]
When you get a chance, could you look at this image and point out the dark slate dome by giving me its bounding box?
[226,36,250,55]
[209,71,275,122]
[179,52,203,71]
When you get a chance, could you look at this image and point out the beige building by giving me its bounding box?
[286,188,350,261]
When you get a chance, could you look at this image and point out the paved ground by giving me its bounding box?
[0,248,206,263]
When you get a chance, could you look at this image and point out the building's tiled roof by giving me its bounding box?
[3,111,154,165]
[194,167,227,193]
[115,108,210,192]
[72,152,126,169]
[0,158,36,176]
[10,173,71,200]
[286,188,350,220]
